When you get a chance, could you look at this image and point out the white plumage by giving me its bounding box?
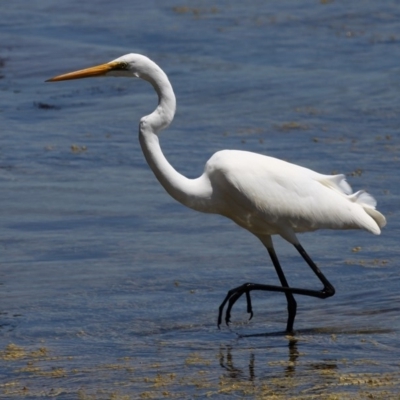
[47,53,386,332]
[201,150,385,243]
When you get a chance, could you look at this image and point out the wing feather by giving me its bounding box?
[205,150,383,235]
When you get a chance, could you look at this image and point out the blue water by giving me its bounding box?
[1,0,400,398]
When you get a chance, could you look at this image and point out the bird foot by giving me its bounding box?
[217,283,254,328]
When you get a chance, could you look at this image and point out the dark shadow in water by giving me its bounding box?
[237,326,394,338]
[0,311,20,333]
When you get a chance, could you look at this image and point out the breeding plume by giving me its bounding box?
[47,54,386,332]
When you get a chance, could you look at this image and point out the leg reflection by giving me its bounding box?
[219,345,242,379]
[219,345,256,381]
[286,337,299,376]
[249,352,255,381]
[218,337,301,383]
[218,337,341,396]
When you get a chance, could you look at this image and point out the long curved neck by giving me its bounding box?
[138,64,211,211]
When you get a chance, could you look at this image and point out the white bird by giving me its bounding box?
[47,54,386,332]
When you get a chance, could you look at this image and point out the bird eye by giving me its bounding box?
[116,62,129,70]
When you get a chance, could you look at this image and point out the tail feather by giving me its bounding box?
[350,190,377,208]
[364,208,387,230]
[332,174,352,195]
[322,174,352,195]
[349,190,386,233]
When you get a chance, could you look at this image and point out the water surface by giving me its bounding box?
[1,1,400,398]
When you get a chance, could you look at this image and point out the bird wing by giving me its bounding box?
[205,150,382,237]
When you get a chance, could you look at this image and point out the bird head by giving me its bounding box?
[46,53,154,82]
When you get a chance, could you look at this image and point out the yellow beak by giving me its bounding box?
[46,61,123,82]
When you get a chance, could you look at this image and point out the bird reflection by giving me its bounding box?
[218,336,331,383]
[217,327,395,395]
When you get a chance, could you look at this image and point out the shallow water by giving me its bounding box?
[1,0,400,398]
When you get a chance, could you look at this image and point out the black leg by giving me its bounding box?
[267,246,297,332]
[294,243,335,297]
[217,242,335,331]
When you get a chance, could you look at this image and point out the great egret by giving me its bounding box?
[47,54,386,332]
